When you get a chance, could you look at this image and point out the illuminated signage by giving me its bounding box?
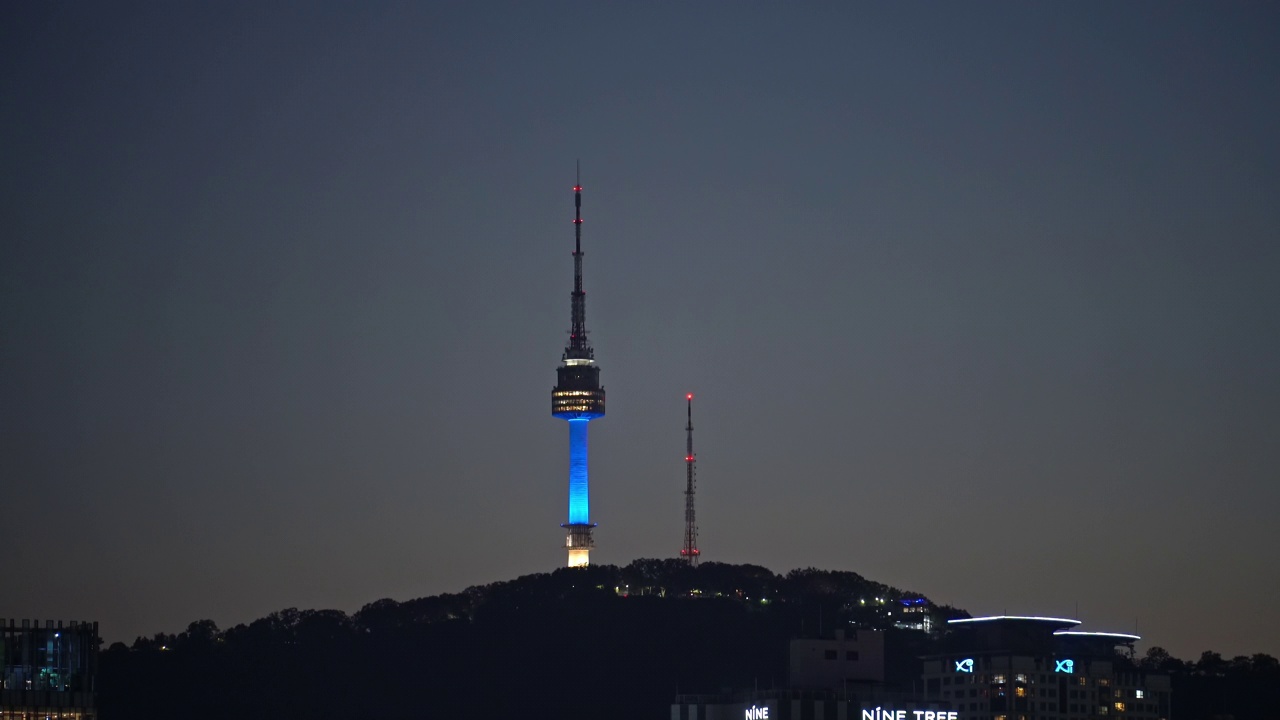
[861,709,958,720]
[1055,659,1074,674]
[745,705,770,720]
[954,658,974,673]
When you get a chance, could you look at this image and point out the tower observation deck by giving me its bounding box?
[551,169,605,567]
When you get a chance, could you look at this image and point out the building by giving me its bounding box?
[0,619,98,720]
[675,613,1171,720]
[921,616,1170,720]
[894,599,935,634]
[672,689,957,720]
[791,629,887,688]
[673,629,949,720]
[550,172,606,567]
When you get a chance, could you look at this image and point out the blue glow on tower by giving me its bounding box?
[551,167,605,567]
[567,418,591,525]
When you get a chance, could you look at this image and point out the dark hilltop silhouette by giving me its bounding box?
[96,560,1277,719]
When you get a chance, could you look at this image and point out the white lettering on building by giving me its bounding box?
[745,705,769,720]
[862,708,957,720]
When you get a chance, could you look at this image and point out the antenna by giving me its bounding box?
[574,159,582,254]
[566,162,589,358]
[680,393,700,564]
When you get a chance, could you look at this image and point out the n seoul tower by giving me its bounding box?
[550,167,606,567]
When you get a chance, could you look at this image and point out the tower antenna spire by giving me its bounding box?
[680,393,700,565]
[566,161,589,358]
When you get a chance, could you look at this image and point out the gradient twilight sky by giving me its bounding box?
[3,2,1278,659]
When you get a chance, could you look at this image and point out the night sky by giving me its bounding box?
[3,2,1278,660]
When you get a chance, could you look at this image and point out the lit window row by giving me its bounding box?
[0,707,93,712]
[554,390,602,397]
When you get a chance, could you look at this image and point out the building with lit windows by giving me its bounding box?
[895,598,935,633]
[674,614,1169,720]
[0,619,98,720]
[921,616,1169,720]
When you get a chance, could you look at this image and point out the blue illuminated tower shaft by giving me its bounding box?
[551,170,605,567]
[567,418,591,524]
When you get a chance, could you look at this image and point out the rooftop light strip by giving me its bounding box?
[947,616,1081,626]
[1053,631,1142,640]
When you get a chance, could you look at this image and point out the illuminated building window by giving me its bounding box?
[1115,702,1126,711]
[1136,690,1145,699]
[1100,705,1109,715]
[1015,674,1028,684]
[1079,677,1088,686]
[993,674,1006,684]
[1015,687,1028,698]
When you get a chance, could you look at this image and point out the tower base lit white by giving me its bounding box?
[563,522,595,568]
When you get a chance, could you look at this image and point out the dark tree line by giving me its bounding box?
[96,560,1274,720]
[98,561,941,719]
[1123,647,1280,720]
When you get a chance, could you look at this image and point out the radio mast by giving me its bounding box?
[679,393,700,565]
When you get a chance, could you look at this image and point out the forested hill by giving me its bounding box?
[96,560,1277,720]
[98,560,956,719]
